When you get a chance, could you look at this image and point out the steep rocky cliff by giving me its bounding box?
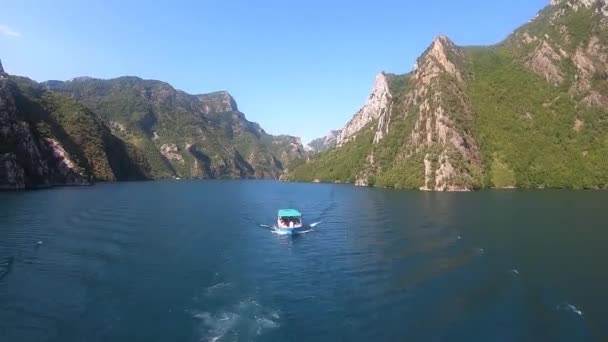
[1,67,86,189]
[1,65,305,189]
[0,65,150,189]
[510,0,608,106]
[381,36,481,191]
[336,73,393,146]
[288,0,608,190]
[43,77,305,180]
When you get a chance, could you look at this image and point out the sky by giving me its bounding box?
[1,0,549,143]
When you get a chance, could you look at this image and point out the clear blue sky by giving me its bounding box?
[1,0,548,143]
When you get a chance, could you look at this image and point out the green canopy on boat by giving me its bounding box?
[278,209,301,217]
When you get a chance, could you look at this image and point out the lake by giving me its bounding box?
[1,180,607,341]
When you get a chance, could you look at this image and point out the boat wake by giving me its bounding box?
[192,282,280,341]
[271,226,315,235]
[259,222,321,235]
[557,302,584,317]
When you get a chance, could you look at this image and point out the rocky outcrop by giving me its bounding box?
[0,64,88,189]
[405,36,481,191]
[514,1,608,105]
[308,130,339,152]
[269,135,307,169]
[40,76,306,181]
[336,72,393,146]
[526,41,565,85]
[197,91,239,113]
[413,36,464,84]
[288,0,608,191]
[310,72,405,152]
[550,0,608,15]
[326,37,480,191]
[291,36,482,191]
[2,58,309,189]
[160,143,185,164]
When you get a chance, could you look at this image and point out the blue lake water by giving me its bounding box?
[1,180,607,341]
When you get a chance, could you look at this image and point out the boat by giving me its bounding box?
[277,209,303,234]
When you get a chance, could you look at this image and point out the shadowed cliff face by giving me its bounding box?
[43,77,306,180]
[1,67,306,189]
[0,65,89,189]
[289,0,608,191]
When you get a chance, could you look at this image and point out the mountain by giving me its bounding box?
[307,130,340,152]
[1,71,150,189]
[288,0,608,190]
[1,65,305,189]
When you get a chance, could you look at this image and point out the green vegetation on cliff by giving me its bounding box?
[44,77,306,180]
[11,77,151,181]
[469,46,608,189]
[289,126,375,183]
[288,2,608,190]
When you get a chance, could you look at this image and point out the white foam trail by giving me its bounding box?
[193,298,280,341]
[557,303,583,316]
[271,227,290,236]
[269,225,315,235]
[205,282,233,296]
[309,222,322,227]
[193,311,239,342]
[273,228,314,235]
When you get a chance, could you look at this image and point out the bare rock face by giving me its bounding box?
[336,72,393,146]
[0,68,88,189]
[308,130,339,152]
[514,2,608,108]
[406,36,481,191]
[0,153,25,190]
[413,36,464,84]
[197,91,239,114]
[271,135,308,170]
[344,37,480,191]
[550,0,608,15]
[526,41,565,85]
[325,36,481,191]
[160,143,185,164]
[311,72,398,151]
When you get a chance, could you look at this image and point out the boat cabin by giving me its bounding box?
[277,209,302,229]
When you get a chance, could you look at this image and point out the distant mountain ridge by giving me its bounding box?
[288,0,608,190]
[307,130,339,152]
[1,68,306,189]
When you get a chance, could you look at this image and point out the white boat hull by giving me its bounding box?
[276,220,303,234]
[276,226,303,235]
